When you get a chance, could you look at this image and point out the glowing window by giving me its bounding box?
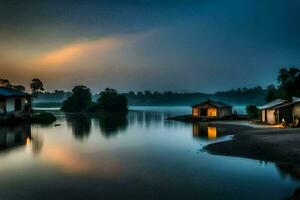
[208,108,217,117]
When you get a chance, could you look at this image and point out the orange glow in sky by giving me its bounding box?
[32,37,125,69]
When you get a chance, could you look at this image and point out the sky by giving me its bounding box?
[0,0,299,93]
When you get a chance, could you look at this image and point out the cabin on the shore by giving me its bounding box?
[258,99,287,124]
[192,99,232,118]
[0,87,32,116]
[258,97,300,126]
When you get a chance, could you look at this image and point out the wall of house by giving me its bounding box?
[266,109,276,124]
[261,110,266,122]
[218,107,232,118]
[192,107,199,117]
[6,97,15,113]
[293,103,300,119]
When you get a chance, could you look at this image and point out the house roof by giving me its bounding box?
[192,99,231,108]
[292,96,300,103]
[0,87,32,97]
[258,99,287,110]
[274,97,300,109]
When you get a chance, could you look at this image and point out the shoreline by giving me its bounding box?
[203,121,300,165]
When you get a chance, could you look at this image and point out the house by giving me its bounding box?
[258,97,300,126]
[0,87,32,116]
[274,97,300,126]
[192,99,232,118]
[258,99,287,124]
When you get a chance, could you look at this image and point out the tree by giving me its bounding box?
[0,79,11,87]
[30,79,44,93]
[246,105,260,119]
[265,85,278,102]
[277,67,300,100]
[61,85,92,112]
[12,85,26,91]
[96,88,128,112]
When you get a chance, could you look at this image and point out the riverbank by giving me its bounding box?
[168,114,251,122]
[204,121,300,165]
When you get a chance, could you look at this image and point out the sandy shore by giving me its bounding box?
[204,121,300,165]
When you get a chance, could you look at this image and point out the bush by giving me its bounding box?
[246,105,260,119]
[61,85,92,112]
[31,112,56,125]
[96,88,128,112]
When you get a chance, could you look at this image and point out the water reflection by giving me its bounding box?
[276,163,300,181]
[66,114,91,140]
[0,109,300,200]
[192,123,221,140]
[94,112,128,138]
[0,124,45,155]
[0,124,31,152]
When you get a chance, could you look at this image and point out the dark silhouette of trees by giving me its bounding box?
[246,105,259,119]
[30,79,44,93]
[277,68,300,100]
[124,87,266,106]
[0,79,26,91]
[0,79,11,87]
[265,85,278,102]
[61,85,92,112]
[95,88,128,112]
[265,67,300,102]
[12,85,26,91]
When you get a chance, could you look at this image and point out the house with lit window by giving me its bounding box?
[191,99,232,119]
[258,97,300,126]
[258,99,287,125]
[0,87,32,116]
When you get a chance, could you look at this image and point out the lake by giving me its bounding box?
[0,106,299,200]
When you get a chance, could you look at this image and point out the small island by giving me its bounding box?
[61,86,128,113]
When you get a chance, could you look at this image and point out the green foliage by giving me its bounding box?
[125,86,267,106]
[277,68,300,100]
[61,85,92,112]
[0,79,26,91]
[265,85,278,102]
[95,88,128,112]
[0,79,11,87]
[246,105,259,119]
[265,67,300,102]
[30,79,44,93]
[12,85,26,91]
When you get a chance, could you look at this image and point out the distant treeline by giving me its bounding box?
[33,86,267,106]
[123,87,267,106]
[33,90,72,102]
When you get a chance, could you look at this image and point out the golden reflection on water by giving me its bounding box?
[193,123,218,139]
[207,127,217,139]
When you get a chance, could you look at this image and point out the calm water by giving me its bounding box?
[0,106,299,200]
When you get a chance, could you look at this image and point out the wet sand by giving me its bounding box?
[204,121,300,165]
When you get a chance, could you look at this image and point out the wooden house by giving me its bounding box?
[0,87,32,116]
[258,99,287,124]
[275,97,300,126]
[258,97,300,126]
[192,99,232,118]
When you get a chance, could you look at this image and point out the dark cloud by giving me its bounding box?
[0,0,299,92]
